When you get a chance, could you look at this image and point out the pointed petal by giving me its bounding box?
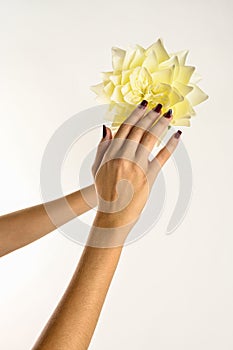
[91,83,111,103]
[110,85,124,102]
[187,84,209,106]
[90,82,104,95]
[151,68,173,84]
[129,67,140,91]
[121,69,132,85]
[138,66,153,86]
[171,50,189,65]
[169,88,184,106]
[142,50,158,73]
[177,66,195,84]
[103,81,114,96]
[159,56,179,79]
[129,45,146,69]
[122,48,137,70]
[145,38,170,63]
[173,81,193,96]
[109,74,121,86]
[190,72,202,84]
[172,117,191,126]
[172,98,195,118]
[159,55,179,69]
[111,47,126,71]
[101,71,113,82]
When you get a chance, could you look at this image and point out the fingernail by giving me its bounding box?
[153,103,163,113]
[138,100,148,109]
[103,125,107,138]
[163,109,172,118]
[174,130,182,139]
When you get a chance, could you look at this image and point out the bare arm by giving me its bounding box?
[0,185,96,257]
[32,101,182,349]
[32,215,125,350]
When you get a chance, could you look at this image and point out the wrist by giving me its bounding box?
[94,210,139,229]
[86,211,137,248]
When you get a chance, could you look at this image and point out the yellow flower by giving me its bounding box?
[91,38,208,127]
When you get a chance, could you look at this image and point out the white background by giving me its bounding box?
[0,0,233,349]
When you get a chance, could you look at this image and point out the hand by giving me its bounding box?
[92,100,182,230]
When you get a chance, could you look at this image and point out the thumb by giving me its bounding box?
[92,125,112,176]
[102,124,112,142]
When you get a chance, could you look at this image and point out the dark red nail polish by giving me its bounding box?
[174,130,182,139]
[153,103,163,113]
[164,109,172,118]
[103,125,107,138]
[138,100,148,109]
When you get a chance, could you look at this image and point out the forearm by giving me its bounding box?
[32,214,128,350]
[0,185,96,257]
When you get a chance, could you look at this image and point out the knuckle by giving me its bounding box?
[115,123,131,136]
[143,130,156,142]
[128,126,144,138]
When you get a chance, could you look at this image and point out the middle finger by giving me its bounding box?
[126,103,163,143]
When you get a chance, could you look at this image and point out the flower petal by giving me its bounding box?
[121,82,131,96]
[172,117,191,126]
[103,81,114,96]
[129,71,139,92]
[177,66,195,84]
[172,98,195,118]
[190,72,202,84]
[173,81,193,96]
[151,68,173,84]
[90,82,104,94]
[129,45,145,69]
[111,47,126,71]
[159,56,179,79]
[145,38,169,63]
[186,84,209,106]
[159,55,179,69]
[101,71,113,82]
[91,39,208,136]
[121,69,132,85]
[169,87,184,106]
[138,66,153,86]
[90,83,110,103]
[129,66,152,92]
[122,48,137,70]
[110,85,124,102]
[124,90,142,105]
[142,50,158,73]
[171,50,189,65]
[109,74,121,86]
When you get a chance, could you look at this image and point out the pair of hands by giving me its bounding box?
[91,100,182,231]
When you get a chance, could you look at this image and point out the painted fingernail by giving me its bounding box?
[103,125,107,138]
[174,130,182,139]
[138,100,148,109]
[163,109,172,118]
[153,103,163,113]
